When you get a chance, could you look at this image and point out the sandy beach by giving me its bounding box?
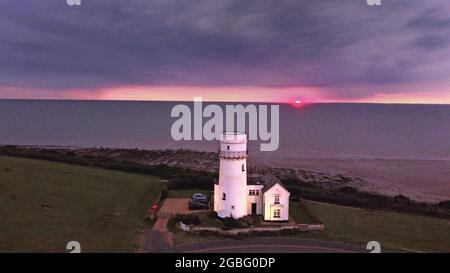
[261,158,450,203]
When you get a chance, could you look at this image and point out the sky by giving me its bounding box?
[0,0,449,103]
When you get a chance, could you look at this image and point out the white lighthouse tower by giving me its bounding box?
[214,132,248,219]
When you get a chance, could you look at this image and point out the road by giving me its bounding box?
[174,237,366,253]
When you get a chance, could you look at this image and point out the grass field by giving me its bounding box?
[304,200,450,252]
[289,201,316,224]
[168,189,210,199]
[0,155,164,252]
[1,155,448,253]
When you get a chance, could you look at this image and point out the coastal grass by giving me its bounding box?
[168,189,210,199]
[289,201,316,224]
[196,212,225,228]
[282,177,450,219]
[2,145,448,219]
[0,155,164,252]
[303,200,450,252]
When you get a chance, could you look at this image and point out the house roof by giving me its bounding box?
[262,179,289,193]
[247,176,264,186]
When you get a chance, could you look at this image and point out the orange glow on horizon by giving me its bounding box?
[0,85,449,104]
[94,85,325,103]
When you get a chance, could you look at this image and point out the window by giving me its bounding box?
[274,194,280,204]
[231,205,235,209]
[249,190,259,196]
[227,145,230,150]
[222,193,226,200]
[273,209,281,218]
[242,164,245,172]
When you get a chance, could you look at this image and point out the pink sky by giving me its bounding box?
[2,85,450,104]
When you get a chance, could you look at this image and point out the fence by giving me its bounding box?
[188,223,324,236]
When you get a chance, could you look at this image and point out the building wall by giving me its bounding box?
[263,184,290,221]
[215,133,248,219]
[246,185,264,215]
[213,184,219,212]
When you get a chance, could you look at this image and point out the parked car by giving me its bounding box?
[191,193,209,203]
[188,200,209,210]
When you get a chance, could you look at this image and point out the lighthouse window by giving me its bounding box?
[222,193,226,200]
[274,194,280,204]
[242,164,245,172]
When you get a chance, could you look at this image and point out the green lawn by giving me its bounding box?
[290,201,316,224]
[304,200,450,252]
[0,155,164,253]
[196,212,225,228]
[168,189,211,199]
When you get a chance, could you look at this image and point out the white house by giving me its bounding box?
[213,132,290,221]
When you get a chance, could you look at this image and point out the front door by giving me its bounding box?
[251,203,257,214]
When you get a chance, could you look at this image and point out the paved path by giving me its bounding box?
[137,229,173,253]
[138,198,199,253]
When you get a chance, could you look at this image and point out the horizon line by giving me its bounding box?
[0,97,450,106]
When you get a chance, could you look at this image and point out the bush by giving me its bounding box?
[340,186,358,194]
[176,214,200,225]
[160,187,168,202]
[236,218,250,228]
[166,217,179,232]
[208,211,218,219]
[167,175,215,190]
[221,216,253,229]
[438,200,450,209]
[394,195,411,203]
[222,217,240,229]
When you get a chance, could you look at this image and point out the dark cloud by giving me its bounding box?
[0,0,449,99]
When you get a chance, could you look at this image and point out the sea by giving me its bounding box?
[0,99,449,162]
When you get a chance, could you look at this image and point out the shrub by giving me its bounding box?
[160,187,168,202]
[236,218,250,228]
[208,211,218,219]
[340,186,358,194]
[221,216,253,229]
[167,175,215,190]
[394,195,411,203]
[166,216,179,232]
[438,200,450,209]
[176,214,200,225]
